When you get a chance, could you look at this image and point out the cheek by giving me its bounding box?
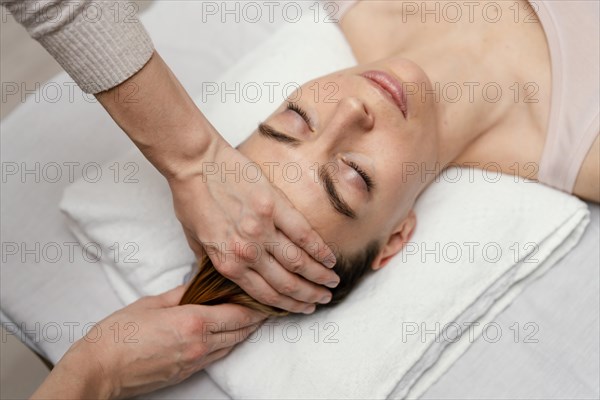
[317,223,372,256]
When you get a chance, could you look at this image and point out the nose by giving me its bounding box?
[314,96,375,153]
[336,96,374,132]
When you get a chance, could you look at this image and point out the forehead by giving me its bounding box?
[241,130,335,228]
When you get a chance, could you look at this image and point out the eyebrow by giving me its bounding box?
[319,164,357,219]
[258,122,357,219]
[258,123,301,146]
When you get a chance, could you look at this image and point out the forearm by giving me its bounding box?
[2,0,154,94]
[95,51,224,181]
[30,340,113,400]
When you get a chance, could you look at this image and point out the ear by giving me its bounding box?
[371,209,417,271]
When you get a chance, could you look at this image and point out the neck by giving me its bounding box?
[390,2,519,170]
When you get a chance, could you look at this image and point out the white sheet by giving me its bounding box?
[1,1,598,399]
[421,204,600,399]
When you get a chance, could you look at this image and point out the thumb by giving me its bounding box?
[144,284,188,308]
[182,227,207,260]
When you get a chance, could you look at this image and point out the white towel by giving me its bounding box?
[59,15,591,399]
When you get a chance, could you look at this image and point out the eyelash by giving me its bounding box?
[286,101,374,192]
[286,101,312,126]
[347,160,374,192]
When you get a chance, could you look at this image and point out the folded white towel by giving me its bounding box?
[59,14,591,399]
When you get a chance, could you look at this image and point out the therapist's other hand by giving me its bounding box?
[31,285,265,400]
[168,139,340,314]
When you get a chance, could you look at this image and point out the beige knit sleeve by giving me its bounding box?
[1,0,155,94]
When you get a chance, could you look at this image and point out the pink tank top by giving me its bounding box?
[329,0,599,194]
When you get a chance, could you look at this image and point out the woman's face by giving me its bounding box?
[238,56,439,263]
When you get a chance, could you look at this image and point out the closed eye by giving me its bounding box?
[287,102,373,192]
[346,160,375,192]
[287,102,314,130]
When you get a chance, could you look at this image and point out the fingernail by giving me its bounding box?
[318,294,332,304]
[325,280,339,288]
[303,305,316,314]
[324,257,337,268]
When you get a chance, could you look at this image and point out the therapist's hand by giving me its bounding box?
[30,285,265,400]
[168,139,340,314]
[95,52,339,314]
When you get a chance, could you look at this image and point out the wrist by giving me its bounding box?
[95,52,224,183]
[160,117,224,184]
[164,129,233,186]
[69,339,116,399]
[31,339,115,400]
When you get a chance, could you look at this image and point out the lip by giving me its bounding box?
[360,70,408,119]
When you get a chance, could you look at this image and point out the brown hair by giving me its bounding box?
[179,241,381,316]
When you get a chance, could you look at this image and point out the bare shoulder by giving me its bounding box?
[573,135,600,204]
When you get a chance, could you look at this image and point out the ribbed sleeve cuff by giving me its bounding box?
[35,1,155,94]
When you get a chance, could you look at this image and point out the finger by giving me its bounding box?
[236,269,317,314]
[272,197,337,268]
[252,249,333,305]
[199,346,234,368]
[272,230,340,289]
[185,303,267,331]
[206,323,261,351]
[160,284,189,306]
